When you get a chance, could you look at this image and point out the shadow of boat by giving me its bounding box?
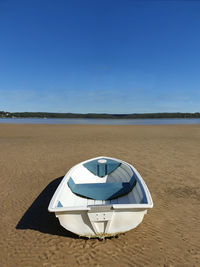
[16,176,78,238]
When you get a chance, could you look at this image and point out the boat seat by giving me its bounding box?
[67,176,137,200]
[83,158,121,177]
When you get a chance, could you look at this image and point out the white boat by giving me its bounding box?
[48,156,153,238]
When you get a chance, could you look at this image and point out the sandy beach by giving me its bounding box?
[0,123,199,267]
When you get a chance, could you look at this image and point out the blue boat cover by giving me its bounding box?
[83,158,121,177]
[67,176,137,200]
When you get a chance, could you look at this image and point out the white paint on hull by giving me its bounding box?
[49,156,153,238]
[56,208,147,237]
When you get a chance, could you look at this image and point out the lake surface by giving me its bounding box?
[0,118,200,125]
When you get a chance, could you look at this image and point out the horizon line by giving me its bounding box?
[1,111,200,115]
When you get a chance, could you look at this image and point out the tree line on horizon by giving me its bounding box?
[0,111,200,119]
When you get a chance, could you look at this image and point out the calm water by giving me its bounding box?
[0,118,200,125]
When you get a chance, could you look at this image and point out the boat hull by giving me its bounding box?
[48,156,153,238]
[56,207,147,238]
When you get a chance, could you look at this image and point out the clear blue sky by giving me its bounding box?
[0,0,200,113]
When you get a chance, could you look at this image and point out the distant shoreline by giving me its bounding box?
[0,111,200,119]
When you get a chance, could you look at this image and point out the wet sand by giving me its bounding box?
[0,124,200,267]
